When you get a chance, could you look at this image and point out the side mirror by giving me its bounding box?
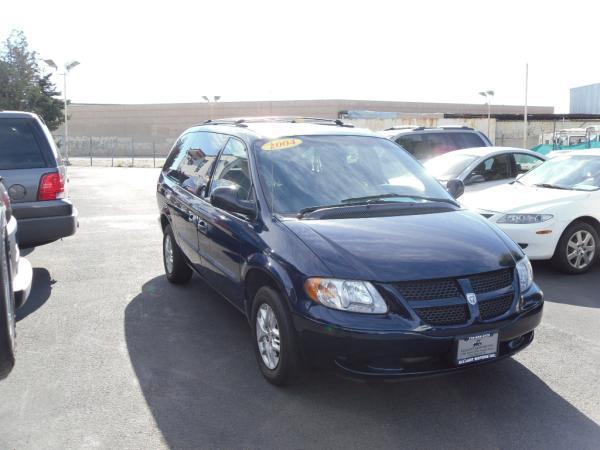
[465,174,486,186]
[210,186,256,218]
[446,179,465,199]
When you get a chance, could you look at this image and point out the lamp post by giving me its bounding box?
[43,59,80,164]
[202,96,221,121]
[478,90,495,140]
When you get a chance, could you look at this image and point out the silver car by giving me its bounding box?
[424,147,547,193]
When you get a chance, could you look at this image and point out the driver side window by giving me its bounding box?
[468,154,511,183]
[210,138,253,201]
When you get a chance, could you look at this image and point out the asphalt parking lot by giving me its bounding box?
[0,166,598,449]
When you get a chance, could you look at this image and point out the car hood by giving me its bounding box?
[461,183,590,214]
[282,210,520,283]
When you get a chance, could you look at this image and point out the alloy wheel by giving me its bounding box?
[164,234,174,274]
[256,303,280,370]
[567,230,596,270]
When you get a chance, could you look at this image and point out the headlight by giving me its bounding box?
[304,278,388,314]
[516,257,533,292]
[498,214,553,224]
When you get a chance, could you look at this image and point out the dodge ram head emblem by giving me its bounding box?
[466,293,477,305]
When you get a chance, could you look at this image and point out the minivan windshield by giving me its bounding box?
[254,135,453,215]
[518,155,600,191]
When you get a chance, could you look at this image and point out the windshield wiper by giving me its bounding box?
[534,183,569,190]
[341,193,459,206]
[297,203,355,218]
[297,194,458,219]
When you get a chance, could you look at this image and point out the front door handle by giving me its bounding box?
[197,219,208,234]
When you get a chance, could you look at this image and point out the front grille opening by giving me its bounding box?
[396,279,461,301]
[414,304,469,326]
[469,269,513,294]
[479,294,514,320]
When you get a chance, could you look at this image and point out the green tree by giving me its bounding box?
[0,30,64,130]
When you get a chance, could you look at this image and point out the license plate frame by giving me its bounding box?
[455,331,499,366]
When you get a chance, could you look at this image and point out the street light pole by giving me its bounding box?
[43,59,80,164]
[63,71,69,163]
[523,63,529,149]
[479,90,495,141]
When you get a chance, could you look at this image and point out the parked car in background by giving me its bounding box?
[462,150,600,274]
[157,117,543,386]
[379,125,491,161]
[0,181,32,380]
[0,111,78,248]
[424,147,547,195]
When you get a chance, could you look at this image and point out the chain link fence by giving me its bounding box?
[52,135,172,168]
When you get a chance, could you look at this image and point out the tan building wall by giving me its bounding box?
[55,99,554,158]
[57,99,552,141]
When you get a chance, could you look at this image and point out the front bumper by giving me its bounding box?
[293,290,543,378]
[6,216,33,308]
[13,256,32,309]
[494,222,560,260]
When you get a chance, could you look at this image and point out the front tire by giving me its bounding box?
[163,224,192,284]
[552,221,598,274]
[0,234,16,380]
[251,286,303,386]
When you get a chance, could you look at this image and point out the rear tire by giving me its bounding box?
[251,286,303,386]
[551,221,598,274]
[163,224,192,284]
[0,233,16,380]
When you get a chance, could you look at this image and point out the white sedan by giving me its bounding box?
[424,147,547,194]
[462,150,600,274]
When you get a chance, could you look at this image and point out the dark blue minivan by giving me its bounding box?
[156,117,543,385]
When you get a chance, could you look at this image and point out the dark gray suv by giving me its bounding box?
[379,125,492,161]
[0,111,78,248]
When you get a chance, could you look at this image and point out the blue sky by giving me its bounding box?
[2,0,599,112]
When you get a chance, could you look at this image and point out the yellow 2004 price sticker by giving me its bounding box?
[261,138,303,151]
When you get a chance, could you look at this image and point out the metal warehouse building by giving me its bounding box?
[570,83,600,114]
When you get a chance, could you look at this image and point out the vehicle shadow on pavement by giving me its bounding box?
[16,268,53,321]
[533,261,600,308]
[125,276,600,450]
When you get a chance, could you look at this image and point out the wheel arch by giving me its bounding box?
[160,212,170,232]
[571,216,600,237]
[551,215,600,265]
[242,255,297,320]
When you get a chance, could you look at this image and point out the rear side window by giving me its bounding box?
[0,119,46,169]
[396,132,487,161]
[168,131,228,195]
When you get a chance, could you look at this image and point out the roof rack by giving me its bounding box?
[384,125,474,132]
[385,126,424,131]
[200,116,354,128]
[438,125,474,130]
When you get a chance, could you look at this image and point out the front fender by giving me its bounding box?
[241,252,299,316]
